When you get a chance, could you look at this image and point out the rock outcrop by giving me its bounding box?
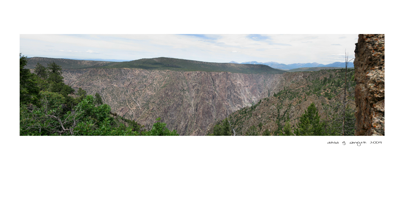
[354,34,385,136]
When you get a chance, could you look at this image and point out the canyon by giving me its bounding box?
[61,67,289,135]
[21,57,287,135]
[27,33,384,136]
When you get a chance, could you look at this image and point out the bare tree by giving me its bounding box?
[342,51,354,136]
[342,52,348,135]
[227,117,236,136]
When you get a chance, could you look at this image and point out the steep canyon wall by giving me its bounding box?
[63,68,288,135]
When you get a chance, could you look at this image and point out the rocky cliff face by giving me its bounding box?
[62,68,287,135]
[354,34,385,136]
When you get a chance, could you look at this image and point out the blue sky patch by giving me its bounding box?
[179,34,219,40]
[247,34,270,41]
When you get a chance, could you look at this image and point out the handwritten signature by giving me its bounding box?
[327,141,382,146]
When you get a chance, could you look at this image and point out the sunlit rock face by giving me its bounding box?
[63,68,287,135]
[354,34,385,136]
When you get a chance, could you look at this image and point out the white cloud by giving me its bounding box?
[20,34,358,64]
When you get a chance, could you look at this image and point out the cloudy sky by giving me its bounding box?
[20,34,358,64]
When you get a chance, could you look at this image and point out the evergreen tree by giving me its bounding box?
[262,129,271,136]
[20,54,40,106]
[141,117,178,136]
[283,121,293,136]
[275,129,283,136]
[77,88,87,97]
[94,92,103,106]
[46,62,74,96]
[258,122,263,130]
[59,84,75,97]
[213,119,232,135]
[34,63,48,79]
[222,118,232,135]
[47,62,63,83]
[77,88,87,102]
[294,103,325,136]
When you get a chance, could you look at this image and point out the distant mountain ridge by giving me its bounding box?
[27,57,285,75]
[25,57,112,70]
[236,61,354,70]
[287,67,353,72]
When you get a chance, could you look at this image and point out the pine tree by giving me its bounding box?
[262,129,271,136]
[222,118,232,135]
[94,92,104,106]
[213,119,232,136]
[47,62,70,95]
[34,63,48,79]
[283,121,293,136]
[294,103,325,136]
[20,54,40,106]
[77,88,87,100]
[47,62,63,83]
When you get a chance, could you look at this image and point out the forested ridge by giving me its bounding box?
[20,54,178,136]
[208,68,356,136]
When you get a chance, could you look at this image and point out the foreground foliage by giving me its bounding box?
[20,55,178,136]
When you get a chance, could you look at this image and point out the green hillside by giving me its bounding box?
[25,57,113,69]
[27,57,286,75]
[97,57,286,74]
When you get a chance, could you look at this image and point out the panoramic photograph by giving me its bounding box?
[19,34,385,136]
[7,1,397,205]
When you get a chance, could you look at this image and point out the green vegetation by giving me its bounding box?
[245,125,259,136]
[212,118,232,136]
[27,56,285,75]
[94,92,103,106]
[209,68,357,136]
[20,55,178,136]
[283,121,293,136]
[33,63,48,79]
[262,129,271,136]
[144,118,179,136]
[97,57,286,75]
[294,103,325,135]
[20,55,40,106]
[25,57,112,70]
